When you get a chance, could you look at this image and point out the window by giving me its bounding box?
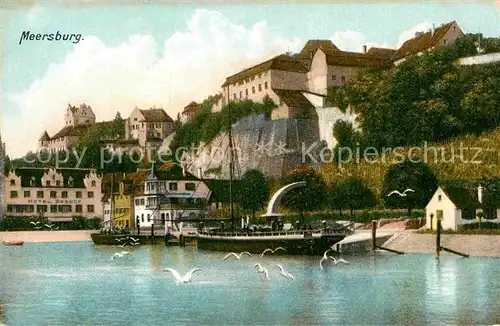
[264,82,268,89]
[9,179,15,186]
[147,214,151,222]
[239,91,242,99]
[62,191,68,198]
[135,199,140,205]
[50,205,57,213]
[56,181,61,186]
[87,205,94,213]
[443,39,447,45]
[169,183,178,191]
[185,183,196,191]
[76,191,82,198]
[37,205,47,213]
[58,205,72,213]
[50,191,56,198]
[76,205,82,213]
[252,86,255,94]
[140,199,145,205]
[52,175,55,180]
[341,76,346,83]
[245,89,248,97]
[88,192,94,198]
[332,75,337,81]
[10,191,18,198]
[462,206,476,220]
[161,213,165,225]
[251,76,255,81]
[24,191,30,198]
[91,180,96,187]
[46,181,51,186]
[37,191,44,198]
[233,93,236,100]
[258,73,262,79]
[258,84,262,92]
[438,195,442,202]
[141,214,144,222]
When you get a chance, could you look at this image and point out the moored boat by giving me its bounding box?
[2,240,24,246]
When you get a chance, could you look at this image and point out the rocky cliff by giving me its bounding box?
[181,114,327,180]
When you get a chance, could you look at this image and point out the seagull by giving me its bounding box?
[331,257,350,265]
[387,188,414,197]
[254,263,270,280]
[260,247,286,257]
[223,252,252,261]
[111,251,130,260]
[44,224,53,229]
[276,264,294,281]
[129,237,140,242]
[319,248,335,270]
[120,243,127,248]
[161,268,201,284]
[116,238,127,242]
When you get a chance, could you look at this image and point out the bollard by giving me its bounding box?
[436,219,441,258]
[371,220,377,256]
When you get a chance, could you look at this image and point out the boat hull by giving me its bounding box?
[191,234,345,255]
[3,241,24,246]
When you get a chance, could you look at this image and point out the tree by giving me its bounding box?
[3,155,12,175]
[382,160,438,217]
[238,169,270,220]
[339,177,377,217]
[281,166,327,224]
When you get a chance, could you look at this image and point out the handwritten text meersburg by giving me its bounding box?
[19,31,83,45]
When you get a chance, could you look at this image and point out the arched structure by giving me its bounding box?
[261,181,306,217]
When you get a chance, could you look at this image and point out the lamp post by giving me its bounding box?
[430,213,434,231]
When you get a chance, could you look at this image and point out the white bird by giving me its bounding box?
[129,237,140,243]
[254,263,270,280]
[30,221,41,226]
[223,252,252,261]
[387,188,414,197]
[260,247,286,257]
[116,238,127,242]
[162,268,201,284]
[120,243,127,248]
[111,251,130,260]
[331,257,350,265]
[44,224,53,229]
[276,264,294,281]
[319,248,335,270]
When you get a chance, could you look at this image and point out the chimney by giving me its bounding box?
[198,167,202,179]
[362,45,367,54]
[478,185,483,204]
[431,24,435,36]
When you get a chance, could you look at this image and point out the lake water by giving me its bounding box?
[1,242,499,325]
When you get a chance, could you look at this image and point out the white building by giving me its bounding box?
[425,185,500,231]
[133,162,211,233]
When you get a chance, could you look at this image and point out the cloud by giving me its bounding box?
[4,9,302,158]
[330,30,392,52]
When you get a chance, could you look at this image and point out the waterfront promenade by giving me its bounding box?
[0,230,94,243]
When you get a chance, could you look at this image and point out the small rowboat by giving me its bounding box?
[2,240,24,246]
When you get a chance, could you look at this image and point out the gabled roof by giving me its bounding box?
[391,21,458,61]
[222,54,308,86]
[366,47,397,59]
[13,167,98,188]
[295,40,340,61]
[156,161,198,181]
[139,109,174,122]
[39,131,51,141]
[440,185,480,208]
[325,50,391,68]
[183,101,199,114]
[50,125,89,140]
[273,89,314,110]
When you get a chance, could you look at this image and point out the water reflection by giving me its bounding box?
[1,243,499,325]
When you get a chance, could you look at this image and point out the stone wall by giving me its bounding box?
[183,114,326,180]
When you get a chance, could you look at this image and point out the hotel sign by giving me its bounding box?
[27,199,82,204]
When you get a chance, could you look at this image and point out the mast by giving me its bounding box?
[228,85,234,231]
[110,172,114,231]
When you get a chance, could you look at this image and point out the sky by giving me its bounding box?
[1,1,499,158]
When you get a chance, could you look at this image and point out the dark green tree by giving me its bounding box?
[382,160,438,217]
[281,166,327,224]
[339,177,377,217]
[238,169,270,220]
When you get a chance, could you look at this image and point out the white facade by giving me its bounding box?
[425,186,500,231]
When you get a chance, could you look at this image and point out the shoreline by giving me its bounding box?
[0,230,95,243]
[383,231,500,258]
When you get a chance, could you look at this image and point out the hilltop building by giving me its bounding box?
[181,102,200,123]
[4,167,103,222]
[391,21,464,65]
[38,103,96,153]
[0,137,5,220]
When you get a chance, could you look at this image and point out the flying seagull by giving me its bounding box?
[331,257,350,266]
[254,263,270,280]
[111,251,130,260]
[276,264,294,281]
[319,248,335,270]
[387,188,414,197]
[260,247,286,257]
[161,268,201,284]
[223,252,252,261]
